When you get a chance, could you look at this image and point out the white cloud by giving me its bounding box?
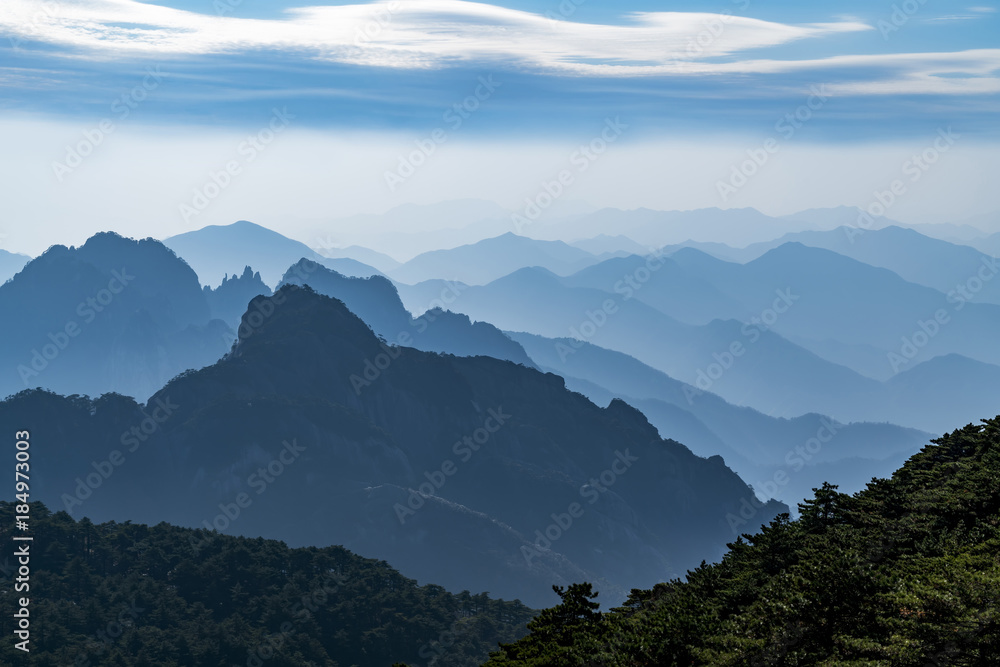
[2,0,867,72]
[1,0,998,96]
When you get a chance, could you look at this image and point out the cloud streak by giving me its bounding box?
[2,0,996,96]
[2,1,870,71]
[0,0,968,88]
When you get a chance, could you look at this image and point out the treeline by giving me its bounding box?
[485,418,1000,666]
[0,504,534,666]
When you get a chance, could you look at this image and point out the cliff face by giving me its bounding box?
[1,286,785,609]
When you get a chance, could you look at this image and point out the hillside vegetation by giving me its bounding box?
[486,417,1000,666]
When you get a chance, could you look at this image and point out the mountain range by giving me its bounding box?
[162,220,381,288]
[1,285,786,609]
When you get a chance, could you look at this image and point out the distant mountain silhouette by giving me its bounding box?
[508,331,931,507]
[528,207,832,248]
[559,253,748,325]
[567,234,648,256]
[396,253,1000,433]
[280,258,534,368]
[1,233,552,402]
[0,248,30,284]
[778,205,897,232]
[725,226,1000,306]
[969,230,1000,258]
[205,265,273,326]
[315,199,514,260]
[0,232,231,401]
[162,220,381,288]
[667,243,1000,379]
[316,244,403,273]
[885,354,1000,432]
[0,285,786,609]
[397,265,883,423]
[389,233,599,285]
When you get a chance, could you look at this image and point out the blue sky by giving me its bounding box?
[3,0,999,134]
[0,0,998,253]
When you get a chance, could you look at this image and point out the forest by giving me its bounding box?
[0,502,534,666]
[485,417,1000,665]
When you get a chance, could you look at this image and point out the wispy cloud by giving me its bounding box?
[0,0,871,74]
[1,0,998,102]
[924,5,998,21]
[0,1,870,67]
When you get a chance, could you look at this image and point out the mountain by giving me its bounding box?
[314,244,403,273]
[666,243,1000,379]
[968,230,1000,258]
[526,207,833,248]
[389,233,599,285]
[779,205,897,232]
[0,502,534,666]
[885,354,1000,432]
[0,286,786,609]
[314,199,514,261]
[204,265,273,326]
[558,253,748,325]
[486,416,1000,665]
[952,209,1000,235]
[658,239,747,263]
[0,233,538,403]
[162,220,381,288]
[0,248,30,283]
[280,258,534,367]
[0,232,231,401]
[508,331,931,507]
[728,226,1000,306]
[568,235,649,256]
[398,266,884,423]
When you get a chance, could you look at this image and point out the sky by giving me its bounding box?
[1,0,999,255]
